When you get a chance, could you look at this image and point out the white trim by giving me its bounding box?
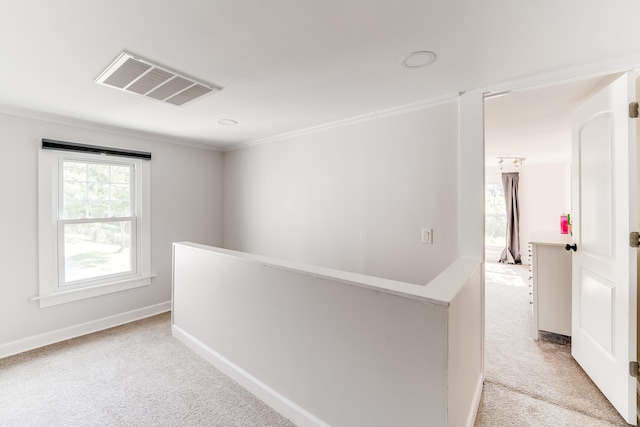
[225,54,640,153]
[31,274,157,308]
[139,159,152,280]
[481,52,640,96]
[0,104,223,152]
[38,149,152,307]
[55,156,140,289]
[173,242,467,306]
[0,302,170,359]
[224,95,458,152]
[463,372,484,427]
[172,324,330,427]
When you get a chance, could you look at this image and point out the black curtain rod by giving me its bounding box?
[41,139,152,160]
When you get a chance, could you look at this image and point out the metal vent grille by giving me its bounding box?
[95,51,221,106]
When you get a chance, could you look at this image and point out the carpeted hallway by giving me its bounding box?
[475,262,630,426]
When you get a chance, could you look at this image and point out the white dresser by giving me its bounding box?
[529,234,573,339]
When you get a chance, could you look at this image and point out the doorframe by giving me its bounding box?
[469,56,640,421]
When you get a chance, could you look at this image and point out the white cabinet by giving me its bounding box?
[530,241,572,338]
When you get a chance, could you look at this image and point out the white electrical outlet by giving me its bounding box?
[421,228,433,244]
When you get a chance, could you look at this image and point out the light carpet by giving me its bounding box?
[475,262,630,427]
[0,313,295,427]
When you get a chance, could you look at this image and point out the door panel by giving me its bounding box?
[579,114,613,258]
[579,270,614,354]
[572,72,637,425]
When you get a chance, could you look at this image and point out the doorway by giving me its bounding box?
[479,73,631,426]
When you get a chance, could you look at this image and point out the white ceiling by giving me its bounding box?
[1,1,640,151]
[485,73,620,167]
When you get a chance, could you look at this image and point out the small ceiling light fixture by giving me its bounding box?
[401,51,437,69]
[218,119,238,126]
[497,156,526,169]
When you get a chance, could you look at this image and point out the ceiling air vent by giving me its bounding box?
[95,51,222,106]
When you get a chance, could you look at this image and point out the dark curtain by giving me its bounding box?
[499,172,521,264]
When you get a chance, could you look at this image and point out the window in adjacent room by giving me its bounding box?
[485,182,506,249]
[37,142,152,307]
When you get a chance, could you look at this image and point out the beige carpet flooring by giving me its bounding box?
[0,313,295,427]
[475,262,631,427]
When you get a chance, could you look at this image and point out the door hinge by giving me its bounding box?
[630,102,639,118]
[631,232,640,248]
[631,361,640,377]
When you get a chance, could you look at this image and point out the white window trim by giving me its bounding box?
[37,149,153,308]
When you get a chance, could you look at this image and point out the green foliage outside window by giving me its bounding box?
[485,183,506,247]
[61,160,134,283]
[62,161,131,219]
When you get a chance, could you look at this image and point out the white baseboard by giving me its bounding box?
[466,373,485,427]
[172,324,329,427]
[0,302,171,359]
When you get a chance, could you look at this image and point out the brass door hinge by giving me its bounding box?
[630,102,639,119]
[630,361,640,377]
[631,232,640,248]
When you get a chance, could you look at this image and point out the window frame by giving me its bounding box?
[37,148,152,308]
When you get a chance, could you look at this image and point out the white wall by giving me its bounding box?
[459,91,485,260]
[224,101,460,285]
[0,112,224,354]
[172,243,483,427]
[519,162,571,247]
[486,162,571,262]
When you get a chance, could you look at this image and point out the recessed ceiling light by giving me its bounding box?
[218,119,238,126]
[401,51,437,69]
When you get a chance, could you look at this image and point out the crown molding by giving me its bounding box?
[0,104,224,152]
[481,51,640,96]
[223,95,459,152]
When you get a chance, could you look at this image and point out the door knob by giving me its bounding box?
[565,243,577,252]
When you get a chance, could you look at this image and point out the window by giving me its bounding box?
[37,145,151,307]
[59,159,136,286]
[485,183,506,248]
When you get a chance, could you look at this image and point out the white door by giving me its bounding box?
[571,72,638,425]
